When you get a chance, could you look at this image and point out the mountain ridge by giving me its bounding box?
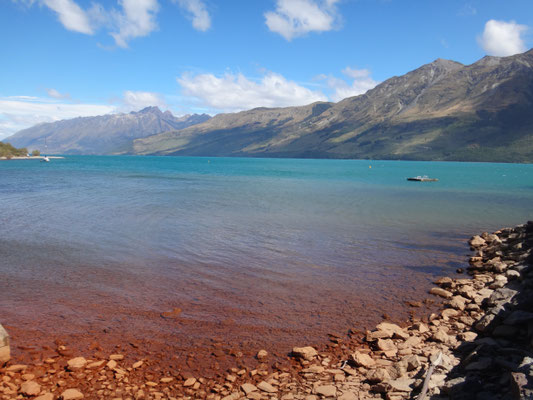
[5,107,211,155]
[133,49,533,162]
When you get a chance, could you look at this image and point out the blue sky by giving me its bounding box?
[1,0,532,139]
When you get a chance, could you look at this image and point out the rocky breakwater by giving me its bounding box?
[0,222,531,400]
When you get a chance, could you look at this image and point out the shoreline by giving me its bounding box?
[1,222,531,399]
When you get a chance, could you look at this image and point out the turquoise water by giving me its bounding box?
[1,156,532,345]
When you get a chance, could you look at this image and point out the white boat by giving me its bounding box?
[41,156,50,162]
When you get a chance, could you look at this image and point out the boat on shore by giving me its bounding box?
[407,175,438,182]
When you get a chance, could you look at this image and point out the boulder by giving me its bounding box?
[292,346,318,360]
[470,236,486,247]
[61,388,84,400]
[351,351,375,368]
[67,357,87,370]
[429,287,453,299]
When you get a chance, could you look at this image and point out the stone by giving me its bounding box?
[441,309,459,320]
[132,360,144,369]
[400,355,420,371]
[256,349,268,360]
[61,388,84,400]
[375,322,409,340]
[337,391,357,400]
[20,381,41,396]
[109,354,124,360]
[86,360,104,368]
[160,308,182,319]
[160,377,173,383]
[292,346,317,360]
[366,368,391,383]
[377,338,396,352]
[429,287,452,299]
[504,310,533,325]
[0,324,10,365]
[302,365,325,373]
[352,351,375,368]
[448,296,469,311]
[35,394,54,400]
[458,331,478,341]
[432,329,450,343]
[465,357,492,371]
[388,378,414,392]
[511,372,529,399]
[257,381,277,393]
[314,385,336,397]
[106,359,117,369]
[411,322,429,333]
[6,364,27,372]
[474,314,496,332]
[183,378,197,387]
[469,235,486,247]
[240,383,257,394]
[67,357,87,370]
[506,270,521,280]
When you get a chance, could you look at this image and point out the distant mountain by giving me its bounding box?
[5,107,211,155]
[134,49,533,162]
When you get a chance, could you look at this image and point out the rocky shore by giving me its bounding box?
[1,222,532,400]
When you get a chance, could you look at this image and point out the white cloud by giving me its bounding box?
[42,0,94,34]
[174,0,210,31]
[0,96,115,139]
[478,19,528,57]
[265,0,340,41]
[177,71,327,112]
[46,88,71,99]
[121,90,167,111]
[319,67,379,102]
[110,0,159,48]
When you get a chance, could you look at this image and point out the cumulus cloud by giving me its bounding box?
[318,67,379,102]
[177,71,327,112]
[0,96,115,139]
[478,19,529,57]
[46,88,71,99]
[42,0,94,34]
[111,0,159,48]
[174,0,210,31]
[120,90,167,111]
[265,0,340,41]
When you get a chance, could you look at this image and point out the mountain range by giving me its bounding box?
[6,49,533,162]
[6,107,210,155]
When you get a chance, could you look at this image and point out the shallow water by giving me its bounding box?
[1,156,532,352]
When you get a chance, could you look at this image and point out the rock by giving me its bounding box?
[474,314,496,332]
[377,338,396,352]
[399,355,420,371]
[109,354,124,360]
[61,388,84,400]
[256,349,268,360]
[132,360,144,369]
[183,378,197,387]
[314,385,336,397]
[388,378,414,392]
[35,394,54,400]
[20,381,41,396]
[292,346,317,360]
[240,383,258,394]
[351,351,375,368]
[106,359,117,369]
[441,308,459,320]
[432,328,450,343]
[465,357,492,371]
[6,364,27,372]
[506,270,521,280]
[511,372,529,399]
[86,360,104,368]
[257,381,277,393]
[458,331,478,341]
[302,365,325,373]
[366,368,391,383]
[67,357,87,370]
[411,322,429,333]
[429,287,452,299]
[375,322,409,339]
[160,308,182,319]
[160,377,173,383]
[470,235,486,247]
[337,391,357,400]
[0,324,10,365]
[503,310,533,325]
[448,295,469,311]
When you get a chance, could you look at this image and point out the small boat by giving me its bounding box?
[41,156,50,163]
[407,175,438,182]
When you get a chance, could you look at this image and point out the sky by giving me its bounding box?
[1,0,532,140]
